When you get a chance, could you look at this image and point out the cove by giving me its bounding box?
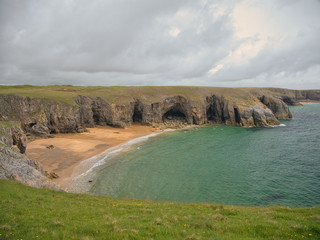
[90,104,320,207]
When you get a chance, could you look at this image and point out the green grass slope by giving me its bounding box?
[0,180,319,240]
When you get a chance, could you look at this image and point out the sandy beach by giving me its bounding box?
[26,124,160,190]
[300,101,320,104]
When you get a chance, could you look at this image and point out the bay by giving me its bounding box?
[90,104,320,207]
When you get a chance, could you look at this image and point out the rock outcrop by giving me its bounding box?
[258,95,292,119]
[0,122,60,190]
[0,94,86,136]
[239,105,281,127]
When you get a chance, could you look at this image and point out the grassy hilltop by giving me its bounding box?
[0,180,319,240]
[0,85,264,106]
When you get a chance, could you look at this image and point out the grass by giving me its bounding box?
[0,180,319,240]
[0,121,16,128]
[0,85,318,107]
[0,85,262,106]
[0,121,19,140]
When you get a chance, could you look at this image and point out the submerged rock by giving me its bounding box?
[261,195,286,201]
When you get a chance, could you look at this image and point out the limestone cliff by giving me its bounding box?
[0,122,60,190]
[258,95,292,119]
[0,86,317,136]
[251,88,320,106]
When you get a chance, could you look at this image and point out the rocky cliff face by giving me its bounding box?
[1,87,318,135]
[258,88,320,106]
[0,89,298,135]
[0,122,60,190]
[296,90,320,101]
[258,95,292,119]
[0,95,87,136]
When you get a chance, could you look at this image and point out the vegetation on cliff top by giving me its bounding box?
[0,85,261,106]
[0,179,319,240]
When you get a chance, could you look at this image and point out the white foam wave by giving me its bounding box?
[269,123,286,128]
[77,129,175,177]
[68,126,193,192]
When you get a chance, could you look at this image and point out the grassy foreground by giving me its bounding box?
[0,180,319,240]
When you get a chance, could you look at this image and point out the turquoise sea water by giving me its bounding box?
[90,104,320,207]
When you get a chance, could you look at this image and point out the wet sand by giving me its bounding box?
[26,125,159,190]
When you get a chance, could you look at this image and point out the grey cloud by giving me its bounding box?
[0,0,319,88]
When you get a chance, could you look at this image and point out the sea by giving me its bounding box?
[89,104,320,207]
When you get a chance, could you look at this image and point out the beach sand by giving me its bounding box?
[26,124,159,190]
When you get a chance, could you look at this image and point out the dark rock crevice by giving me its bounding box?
[205,95,232,124]
[132,101,143,123]
[234,107,241,124]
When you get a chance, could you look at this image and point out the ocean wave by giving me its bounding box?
[68,129,176,193]
[269,123,286,128]
[75,129,175,178]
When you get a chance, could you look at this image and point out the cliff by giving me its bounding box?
[0,121,60,190]
[0,86,318,136]
[249,88,320,106]
[0,86,310,136]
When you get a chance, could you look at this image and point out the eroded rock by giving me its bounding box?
[0,123,60,190]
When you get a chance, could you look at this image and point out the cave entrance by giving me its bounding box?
[162,107,187,123]
[207,105,219,122]
[207,104,224,123]
[207,106,215,121]
[132,105,142,123]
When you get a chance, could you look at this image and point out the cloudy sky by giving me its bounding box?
[1,0,320,89]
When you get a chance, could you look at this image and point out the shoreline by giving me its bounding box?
[67,128,177,193]
[26,124,166,191]
[300,100,320,104]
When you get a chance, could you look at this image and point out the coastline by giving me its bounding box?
[67,128,177,193]
[300,100,320,104]
[26,124,166,191]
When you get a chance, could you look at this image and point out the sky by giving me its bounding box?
[1,0,320,89]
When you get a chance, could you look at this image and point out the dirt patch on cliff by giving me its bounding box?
[26,124,158,190]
